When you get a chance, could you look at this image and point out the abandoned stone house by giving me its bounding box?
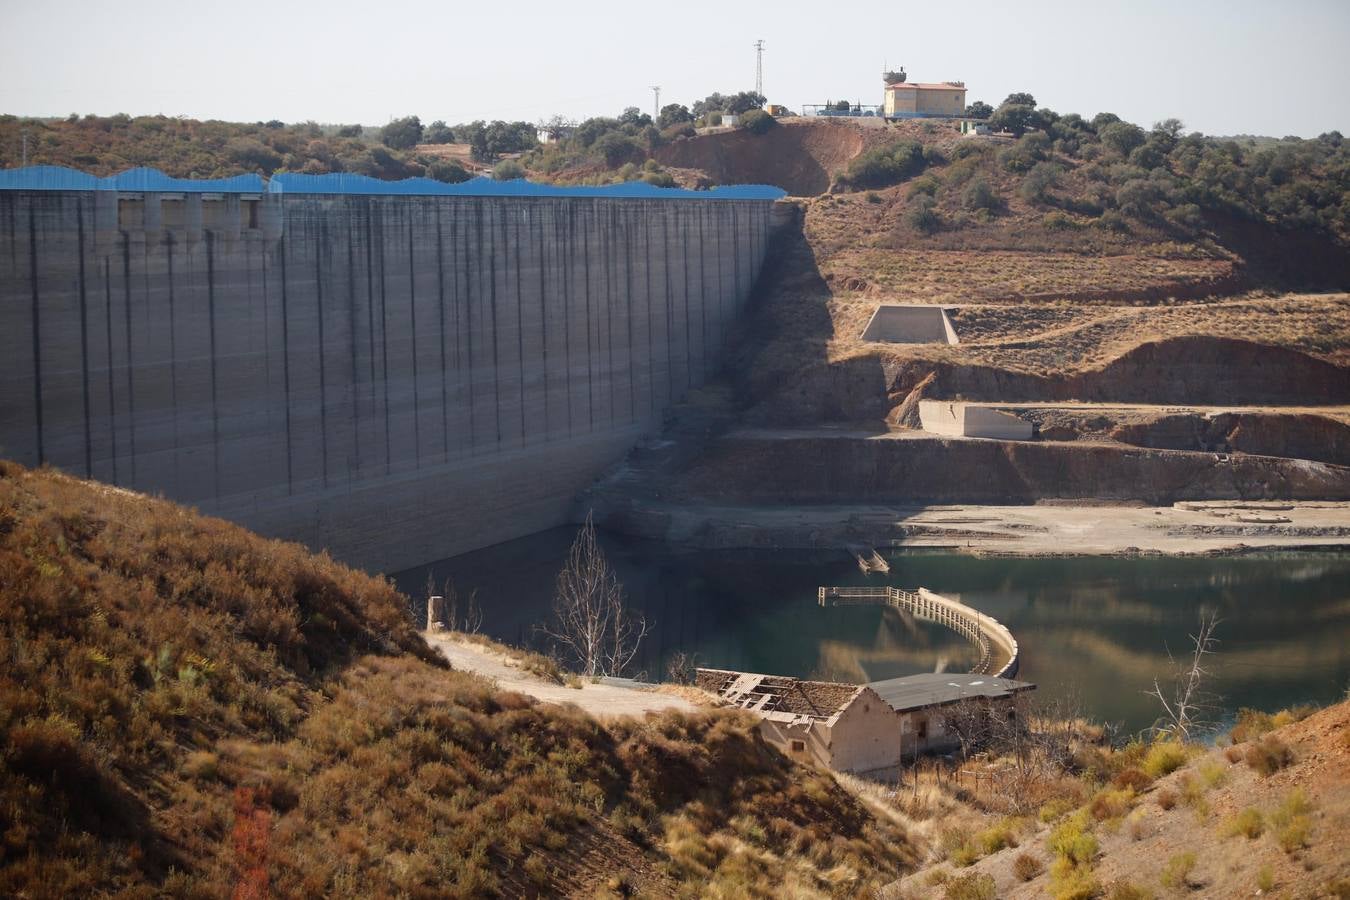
[695,668,903,772]
[868,672,1037,759]
[696,667,1035,773]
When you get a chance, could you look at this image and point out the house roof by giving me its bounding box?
[885,82,967,91]
[868,673,1034,712]
[696,668,864,722]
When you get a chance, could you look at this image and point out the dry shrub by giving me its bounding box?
[1141,742,1188,779]
[1245,736,1295,776]
[1111,767,1151,792]
[1229,705,1315,744]
[1271,788,1314,853]
[1088,787,1135,822]
[1012,851,1044,881]
[1155,788,1177,811]
[1221,807,1264,839]
[1050,856,1100,900]
[1104,879,1153,900]
[944,871,996,900]
[974,818,1022,855]
[1160,851,1196,889]
[1048,813,1097,866]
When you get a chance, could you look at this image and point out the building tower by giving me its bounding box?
[650,85,661,121]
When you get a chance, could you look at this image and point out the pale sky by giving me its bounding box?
[2,0,1347,137]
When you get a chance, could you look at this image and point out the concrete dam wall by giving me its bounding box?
[0,186,776,570]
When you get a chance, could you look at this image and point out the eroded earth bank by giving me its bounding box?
[585,124,1350,554]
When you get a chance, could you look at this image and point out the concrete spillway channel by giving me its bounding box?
[817,585,1020,678]
[0,168,785,570]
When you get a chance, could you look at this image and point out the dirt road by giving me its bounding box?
[425,633,698,719]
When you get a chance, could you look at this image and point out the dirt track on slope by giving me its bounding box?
[425,633,699,719]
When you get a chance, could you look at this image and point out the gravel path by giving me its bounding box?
[425,633,698,719]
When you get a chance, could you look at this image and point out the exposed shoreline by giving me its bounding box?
[598,499,1350,557]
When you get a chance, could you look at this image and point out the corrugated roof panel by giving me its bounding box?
[106,168,265,192]
[267,172,786,200]
[0,165,100,191]
[0,166,785,200]
[0,165,264,192]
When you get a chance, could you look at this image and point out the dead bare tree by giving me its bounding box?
[438,578,482,634]
[542,512,647,678]
[1146,610,1222,741]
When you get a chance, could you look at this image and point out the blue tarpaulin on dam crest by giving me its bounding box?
[0,165,265,193]
[267,172,786,200]
[0,166,786,200]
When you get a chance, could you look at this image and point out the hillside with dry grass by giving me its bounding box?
[0,461,915,898]
[884,702,1350,899]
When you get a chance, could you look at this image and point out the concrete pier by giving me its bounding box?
[0,190,775,570]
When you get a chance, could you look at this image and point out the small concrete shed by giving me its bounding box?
[861,304,960,344]
[919,400,1034,440]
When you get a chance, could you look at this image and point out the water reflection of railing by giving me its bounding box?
[817,586,1020,678]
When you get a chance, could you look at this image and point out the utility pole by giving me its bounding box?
[754,39,765,96]
[21,129,29,167]
[650,85,660,121]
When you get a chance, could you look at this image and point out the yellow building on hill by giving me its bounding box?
[883,80,967,118]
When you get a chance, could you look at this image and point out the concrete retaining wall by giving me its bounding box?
[0,190,773,570]
[861,305,958,344]
[919,400,1033,440]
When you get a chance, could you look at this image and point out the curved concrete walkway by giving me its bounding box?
[425,632,698,719]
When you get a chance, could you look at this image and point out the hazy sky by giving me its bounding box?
[2,0,1347,137]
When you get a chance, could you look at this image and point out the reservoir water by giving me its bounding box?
[394,531,1350,736]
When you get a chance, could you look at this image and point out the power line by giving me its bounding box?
[754,39,765,96]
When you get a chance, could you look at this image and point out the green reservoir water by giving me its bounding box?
[394,532,1350,736]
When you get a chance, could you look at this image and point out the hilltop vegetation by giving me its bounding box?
[0,462,912,897]
[833,96,1350,250]
[0,113,492,182]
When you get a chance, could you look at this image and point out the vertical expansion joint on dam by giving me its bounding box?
[0,173,781,570]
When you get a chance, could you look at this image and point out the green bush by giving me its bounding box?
[907,195,941,233]
[1019,160,1063,202]
[492,159,526,180]
[844,139,927,189]
[909,174,941,196]
[739,109,776,135]
[593,132,643,167]
[1095,210,1131,233]
[962,178,1000,212]
[425,159,472,184]
[999,132,1051,172]
[660,121,696,141]
[381,115,424,150]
